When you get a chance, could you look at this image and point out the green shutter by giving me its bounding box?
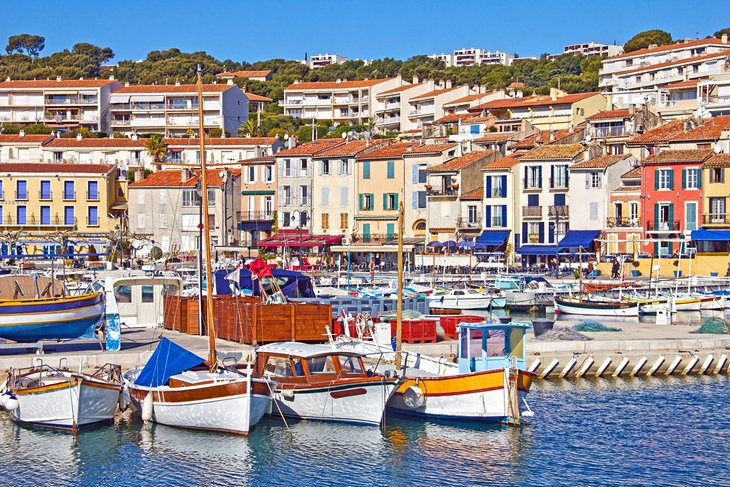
[654,203,659,230]
[682,168,687,189]
[655,170,660,190]
[668,203,674,230]
[363,223,370,236]
[363,161,370,179]
[386,223,395,238]
[370,194,374,211]
[359,194,363,211]
[667,169,674,190]
[382,193,387,210]
[697,168,702,188]
[387,161,395,179]
[394,193,399,209]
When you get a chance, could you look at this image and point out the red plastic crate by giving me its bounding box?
[439,315,484,340]
[422,319,438,343]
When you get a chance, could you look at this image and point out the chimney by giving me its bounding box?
[723,34,728,44]
[109,75,114,80]
[175,80,181,86]
[413,76,419,84]
[76,133,83,141]
[134,169,144,182]
[19,129,25,137]
[125,82,130,87]
[131,133,139,141]
[181,167,192,182]
[336,79,342,83]
[648,44,658,49]
[428,80,435,90]
[445,80,452,89]
[56,76,62,82]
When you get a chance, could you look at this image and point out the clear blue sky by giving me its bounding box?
[2,0,727,63]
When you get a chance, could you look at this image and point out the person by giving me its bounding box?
[587,261,594,278]
[611,260,620,279]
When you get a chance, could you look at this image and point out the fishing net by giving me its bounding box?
[536,327,592,341]
[379,309,423,321]
[692,317,730,334]
[572,320,622,333]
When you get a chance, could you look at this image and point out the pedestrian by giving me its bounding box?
[611,260,620,279]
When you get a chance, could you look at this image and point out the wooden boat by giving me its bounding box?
[554,296,639,317]
[428,287,506,310]
[1,362,122,432]
[255,342,398,426]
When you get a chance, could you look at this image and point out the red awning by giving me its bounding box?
[257,234,343,248]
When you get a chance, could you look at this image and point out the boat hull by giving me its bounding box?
[387,368,533,422]
[554,298,639,317]
[272,380,397,426]
[0,292,104,342]
[428,296,506,310]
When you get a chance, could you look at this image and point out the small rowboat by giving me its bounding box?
[554,297,639,317]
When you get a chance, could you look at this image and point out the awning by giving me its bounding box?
[557,230,600,249]
[130,95,165,102]
[168,148,184,152]
[516,244,556,255]
[78,90,98,96]
[330,245,415,253]
[691,229,730,241]
[110,94,131,103]
[257,235,343,248]
[239,221,273,231]
[241,190,275,195]
[477,230,510,246]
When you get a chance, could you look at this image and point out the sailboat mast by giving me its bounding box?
[395,202,404,371]
[196,65,218,371]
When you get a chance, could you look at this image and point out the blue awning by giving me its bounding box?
[691,228,730,241]
[477,230,510,246]
[239,221,273,231]
[134,338,206,387]
[516,244,557,255]
[557,230,600,249]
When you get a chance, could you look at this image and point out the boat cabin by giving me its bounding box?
[457,322,530,373]
[255,343,369,385]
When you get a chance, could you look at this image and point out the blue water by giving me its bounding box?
[1,376,728,485]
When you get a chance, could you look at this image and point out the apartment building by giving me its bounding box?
[550,42,623,60]
[407,83,480,130]
[428,49,515,67]
[162,137,283,166]
[304,54,348,69]
[280,78,400,124]
[699,75,730,116]
[606,166,643,255]
[109,83,248,137]
[585,107,662,155]
[215,70,272,82]
[274,139,344,231]
[239,156,276,250]
[41,136,149,171]
[700,153,730,234]
[373,78,431,133]
[0,163,127,255]
[0,78,122,133]
[481,152,526,261]
[127,168,242,254]
[0,133,53,162]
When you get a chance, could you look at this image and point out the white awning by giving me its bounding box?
[78,90,98,95]
[110,95,131,103]
[130,95,165,102]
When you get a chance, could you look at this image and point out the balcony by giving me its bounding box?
[352,233,397,244]
[280,197,292,206]
[703,213,730,225]
[45,97,98,105]
[87,191,100,201]
[548,205,569,218]
[39,191,52,200]
[112,119,132,126]
[591,126,626,138]
[2,215,77,227]
[646,220,680,231]
[86,217,100,226]
[549,179,568,190]
[522,206,542,218]
[15,191,28,201]
[427,187,459,197]
[166,103,198,110]
[242,211,274,221]
[522,179,542,191]
[456,217,482,229]
[378,116,400,125]
[606,217,641,228]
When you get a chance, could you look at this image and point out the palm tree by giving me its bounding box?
[145,134,168,168]
[241,119,257,137]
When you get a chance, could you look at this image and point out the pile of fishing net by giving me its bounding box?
[692,317,730,334]
[536,327,591,341]
[379,309,423,321]
[572,320,622,333]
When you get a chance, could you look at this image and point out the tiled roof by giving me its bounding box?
[704,153,730,167]
[621,167,642,178]
[410,86,461,102]
[285,78,394,91]
[609,38,725,61]
[460,187,484,200]
[46,138,146,148]
[642,149,714,164]
[471,92,600,111]
[0,163,114,174]
[129,168,241,187]
[475,132,518,143]
[0,134,54,144]
[615,51,730,77]
[245,92,273,102]
[483,151,527,170]
[570,154,631,169]
[240,156,276,165]
[442,92,495,106]
[514,128,583,150]
[665,79,699,90]
[355,142,417,160]
[0,79,117,89]
[165,137,278,146]
[613,185,642,192]
[216,70,271,78]
[672,116,730,141]
[433,113,475,124]
[507,82,525,89]
[426,150,494,172]
[586,109,631,120]
[377,82,424,95]
[115,84,234,93]
[627,120,687,144]
[404,143,458,156]
[314,139,381,158]
[520,143,585,160]
[276,139,343,156]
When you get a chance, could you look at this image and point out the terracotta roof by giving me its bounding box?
[314,139,381,158]
[355,142,417,160]
[240,156,276,165]
[613,185,642,192]
[483,152,526,170]
[520,144,585,160]
[0,79,117,89]
[245,92,272,102]
[704,153,730,167]
[410,86,461,102]
[0,163,114,174]
[276,139,343,156]
[460,187,484,200]
[442,92,495,106]
[672,116,730,141]
[216,70,271,78]
[404,143,458,156]
[0,134,54,144]
[377,83,424,96]
[471,92,600,111]
[426,150,494,172]
[586,109,632,120]
[570,154,631,169]
[474,132,518,143]
[614,51,730,77]
[115,84,234,93]
[642,149,714,164]
[285,78,395,91]
[433,113,475,124]
[129,168,241,187]
[627,120,687,144]
[621,167,642,178]
[514,128,583,150]
[665,79,699,90]
[508,82,525,89]
[165,137,278,146]
[46,138,145,148]
[609,38,726,61]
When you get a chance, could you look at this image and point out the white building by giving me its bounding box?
[41,136,148,171]
[373,77,432,133]
[429,49,515,67]
[109,82,248,137]
[0,78,122,133]
[162,137,283,167]
[407,83,481,129]
[552,42,623,59]
[303,54,348,69]
[0,133,53,163]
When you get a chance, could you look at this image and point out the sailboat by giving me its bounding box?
[122,66,272,435]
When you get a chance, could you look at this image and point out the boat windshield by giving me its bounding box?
[264,356,293,377]
[306,356,336,375]
[338,355,363,375]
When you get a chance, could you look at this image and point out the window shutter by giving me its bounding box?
[486,177,492,199]
[322,187,329,206]
[696,169,702,188]
[538,222,545,243]
[522,222,528,243]
[681,168,687,189]
[501,205,507,227]
[363,161,370,179]
[382,193,387,210]
[537,166,542,187]
[501,176,507,197]
[654,170,660,190]
[654,203,659,229]
[387,161,394,179]
[370,194,375,210]
[668,203,674,230]
[412,192,417,209]
[667,169,674,190]
[585,173,590,189]
[721,168,725,184]
[318,161,323,176]
[485,205,492,228]
[410,163,416,183]
[359,194,363,211]
[394,193,399,209]
[340,187,348,205]
[548,222,555,243]
[550,166,555,188]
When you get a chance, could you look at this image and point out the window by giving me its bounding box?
[360,193,374,211]
[16,205,26,225]
[159,189,168,205]
[340,213,348,230]
[586,172,603,189]
[182,189,201,207]
[489,205,506,227]
[264,196,273,217]
[64,181,75,200]
[321,159,331,175]
[306,356,336,375]
[489,175,507,198]
[710,198,726,222]
[611,145,624,155]
[284,159,292,177]
[686,201,698,231]
[53,151,63,163]
[208,188,216,206]
[552,165,568,189]
[137,214,146,229]
[169,151,182,163]
[683,168,700,189]
[387,160,395,179]
[264,356,293,377]
[629,202,639,224]
[525,166,541,189]
[656,169,673,190]
[64,206,74,226]
[264,165,273,182]
[138,190,145,204]
[321,187,329,206]
[88,206,99,226]
[362,161,371,179]
[282,212,291,227]
[711,167,725,184]
[589,202,598,220]
[468,205,478,224]
[247,166,256,183]
[338,355,363,374]
[322,213,329,229]
[300,158,309,177]
[16,180,27,200]
[341,159,350,175]
[40,206,50,225]
[300,185,309,205]
[115,285,132,304]
[87,181,99,200]
[39,180,51,200]
[340,187,348,205]
[142,285,155,303]
[159,213,168,229]
[418,166,428,184]
[384,193,398,211]
[417,191,427,209]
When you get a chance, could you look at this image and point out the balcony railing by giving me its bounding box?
[522,206,542,218]
[703,213,730,224]
[45,97,98,105]
[456,217,482,228]
[591,126,626,137]
[166,103,198,110]
[3,215,77,227]
[352,233,397,244]
[428,187,459,197]
[87,191,99,201]
[86,217,100,226]
[548,205,569,218]
[242,211,274,221]
[522,179,542,190]
[39,191,52,200]
[63,192,76,201]
[606,217,641,228]
[549,178,568,190]
[646,220,680,231]
[15,191,28,201]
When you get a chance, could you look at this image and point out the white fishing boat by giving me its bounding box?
[1,362,122,432]
[428,287,506,310]
[255,342,398,426]
[554,296,639,317]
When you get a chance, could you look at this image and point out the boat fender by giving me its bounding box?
[0,392,12,409]
[118,387,130,412]
[2,394,19,412]
[403,385,425,409]
[141,392,154,422]
[280,389,295,401]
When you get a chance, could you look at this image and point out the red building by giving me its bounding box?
[641,149,714,255]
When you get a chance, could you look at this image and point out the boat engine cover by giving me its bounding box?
[403,385,425,409]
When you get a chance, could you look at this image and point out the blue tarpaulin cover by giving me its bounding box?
[134,338,205,387]
[557,230,600,249]
[691,229,730,241]
[477,230,510,246]
[225,268,316,298]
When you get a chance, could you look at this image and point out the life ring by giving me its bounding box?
[403,385,425,409]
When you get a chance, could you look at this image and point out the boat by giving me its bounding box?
[255,342,398,425]
[428,287,506,310]
[554,296,639,317]
[1,362,122,432]
[0,274,104,342]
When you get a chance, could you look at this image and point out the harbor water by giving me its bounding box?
[1,376,728,485]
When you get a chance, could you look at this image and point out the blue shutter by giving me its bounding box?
[412,163,418,183]
[537,166,542,188]
[538,222,545,243]
[500,176,507,197]
[41,206,50,225]
[485,206,492,228]
[522,222,528,243]
[412,192,417,209]
[485,176,492,199]
[528,194,539,206]
[548,222,555,243]
[554,193,565,206]
[501,205,507,227]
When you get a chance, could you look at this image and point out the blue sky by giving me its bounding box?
[2,0,727,63]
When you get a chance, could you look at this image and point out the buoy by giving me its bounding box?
[613,357,630,377]
[0,392,11,409]
[141,392,154,422]
[118,388,130,412]
[595,357,612,377]
[3,394,19,412]
[403,385,425,409]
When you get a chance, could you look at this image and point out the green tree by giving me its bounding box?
[714,28,730,38]
[5,34,45,57]
[624,29,673,53]
[145,134,168,163]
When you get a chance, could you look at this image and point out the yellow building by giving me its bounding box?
[0,163,127,256]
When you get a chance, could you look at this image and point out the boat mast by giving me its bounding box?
[196,65,218,372]
[395,202,404,371]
